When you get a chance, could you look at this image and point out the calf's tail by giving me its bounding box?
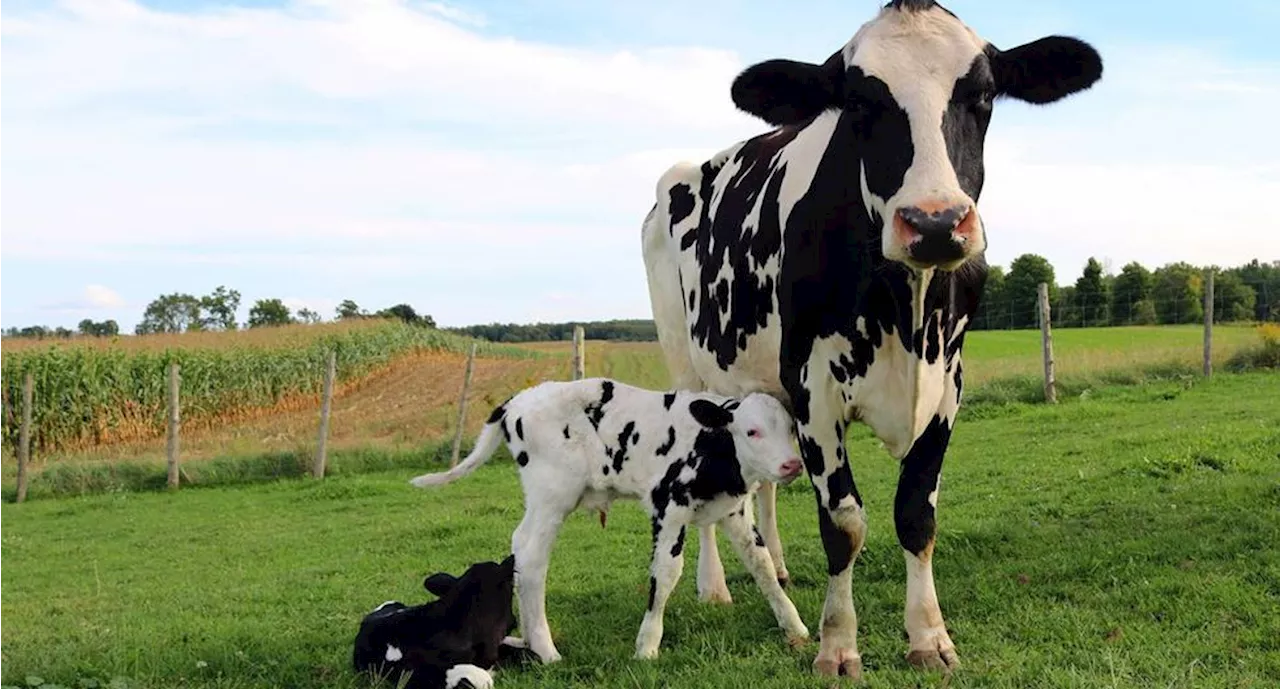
[409,412,505,488]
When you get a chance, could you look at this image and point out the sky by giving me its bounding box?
[2,0,1279,332]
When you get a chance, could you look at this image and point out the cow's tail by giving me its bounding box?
[409,409,506,488]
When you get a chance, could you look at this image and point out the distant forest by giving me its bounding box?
[446,319,658,343]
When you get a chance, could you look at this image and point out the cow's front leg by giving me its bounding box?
[797,390,866,679]
[635,520,688,659]
[896,412,960,671]
[719,503,808,646]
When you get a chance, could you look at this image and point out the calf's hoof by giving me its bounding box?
[813,651,862,680]
[786,630,810,649]
[906,646,959,672]
[635,645,661,660]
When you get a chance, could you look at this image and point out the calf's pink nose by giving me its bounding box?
[780,459,803,476]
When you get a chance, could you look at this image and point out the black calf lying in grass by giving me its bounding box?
[352,555,536,689]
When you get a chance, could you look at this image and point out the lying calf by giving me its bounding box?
[409,378,810,662]
[352,554,536,689]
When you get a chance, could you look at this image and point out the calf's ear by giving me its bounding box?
[423,572,458,596]
[690,399,733,429]
[990,36,1102,105]
[731,51,844,126]
[500,553,516,574]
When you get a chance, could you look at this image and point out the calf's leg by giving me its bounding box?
[754,480,790,587]
[719,504,808,645]
[696,523,733,604]
[635,520,688,659]
[511,504,568,663]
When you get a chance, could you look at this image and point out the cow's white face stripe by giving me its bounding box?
[385,644,403,662]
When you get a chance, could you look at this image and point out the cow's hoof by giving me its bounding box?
[634,646,661,660]
[786,631,810,649]
[698,586,733,605]
[813,651,862,680]
[906,646,959,672]
[776,574,790,589]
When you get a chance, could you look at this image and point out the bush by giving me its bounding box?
[1225,323,1280,371]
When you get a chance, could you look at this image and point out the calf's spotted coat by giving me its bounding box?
[409,377,809,662]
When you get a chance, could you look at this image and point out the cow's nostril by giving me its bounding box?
[897,204,970,238]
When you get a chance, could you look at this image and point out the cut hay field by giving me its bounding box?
[3,371,1278,689]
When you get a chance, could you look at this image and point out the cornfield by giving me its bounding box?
[1,320,537,455]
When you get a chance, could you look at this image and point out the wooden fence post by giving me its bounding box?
[166,362,181,489]
[450,344,478,468]
[15,373,34,503]
[572,326,585,381]
[1203,270,1214,377]
[313,350,337,478]
[1038,282,1057,404]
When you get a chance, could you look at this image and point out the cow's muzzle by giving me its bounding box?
[894,202,978,268]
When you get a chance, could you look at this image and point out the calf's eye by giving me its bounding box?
[747,429,760,438]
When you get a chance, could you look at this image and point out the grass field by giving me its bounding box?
[3,370,1277,688]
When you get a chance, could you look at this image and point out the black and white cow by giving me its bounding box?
[409,377,810,663]
[352,555,535,689]
[641,0,1102,678]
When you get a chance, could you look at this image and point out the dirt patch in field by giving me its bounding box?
[50,350,572,464]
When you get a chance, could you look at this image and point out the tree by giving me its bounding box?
[77,319,120,337]
[973,265,1007,330]
[200,286,241,331]
[1210,270,1257,323]
[1055,285,1082,328]
[247,298,295,328]
[336,300,365,320]
[1004,254,1056,329]
[1074,257,1109,327]
[1110,262,1153,325]
[136,293,204,334]
[375,303,437,328]
[296,308,322,324]
[1226,259,1280,322]
[1151,262,1203,325]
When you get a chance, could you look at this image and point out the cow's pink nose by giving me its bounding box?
[780,459,803,477]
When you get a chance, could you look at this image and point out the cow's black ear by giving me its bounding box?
[423,572,457,596]
[990,36,1102,105]
[730,51,844,126]
[689,399,733,428]
[500,553,516,574]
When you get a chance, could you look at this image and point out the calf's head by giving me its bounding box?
[729,0,1102,272]
[690,393,802,484]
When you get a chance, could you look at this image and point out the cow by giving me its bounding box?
[352,555,536,689]
[408,377,811,662]
[639,0,1102,678]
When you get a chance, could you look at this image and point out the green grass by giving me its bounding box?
[3,372,1278,689]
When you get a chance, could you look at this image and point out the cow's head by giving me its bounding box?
[729,0,1102,272]
[424,554,519,637]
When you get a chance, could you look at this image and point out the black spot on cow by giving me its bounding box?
[584,380,615,430]
[671,526,686,557]
[563,425,571,439]
[663,392,677,410]
[752,526,766,548]
[924,310,942,364]
[953,360,964,403]
[515,417,524,441]
[894,414,952,555]
[602,466,609,475]
[669,183,696,226]
[516,451,529,467]
[647,576,657,610]
[799,435,825,477]
[500,420,511,443]
[825,463,862,511]
[612,421,637,473]
[650,427,746,521]
[656,426,677,456]
[487,403,507,424]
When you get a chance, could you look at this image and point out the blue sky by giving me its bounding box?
[3,0,1278,332]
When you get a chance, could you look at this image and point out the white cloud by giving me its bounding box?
[2,0,1277,331]
[39,284,127,312]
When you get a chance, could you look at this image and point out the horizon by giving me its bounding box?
[3,0,1279,333]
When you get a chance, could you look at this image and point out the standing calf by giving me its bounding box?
[409,378,810,662]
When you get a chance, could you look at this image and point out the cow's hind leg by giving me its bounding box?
[797,388,866,679]
[719,503,808,645]
[896,411,960,671]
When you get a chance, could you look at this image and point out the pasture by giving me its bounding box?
[3,357,1278,688]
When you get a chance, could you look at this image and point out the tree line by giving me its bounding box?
[4,257,1276,341]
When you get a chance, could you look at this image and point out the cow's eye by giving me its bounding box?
[747,429,760,438]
